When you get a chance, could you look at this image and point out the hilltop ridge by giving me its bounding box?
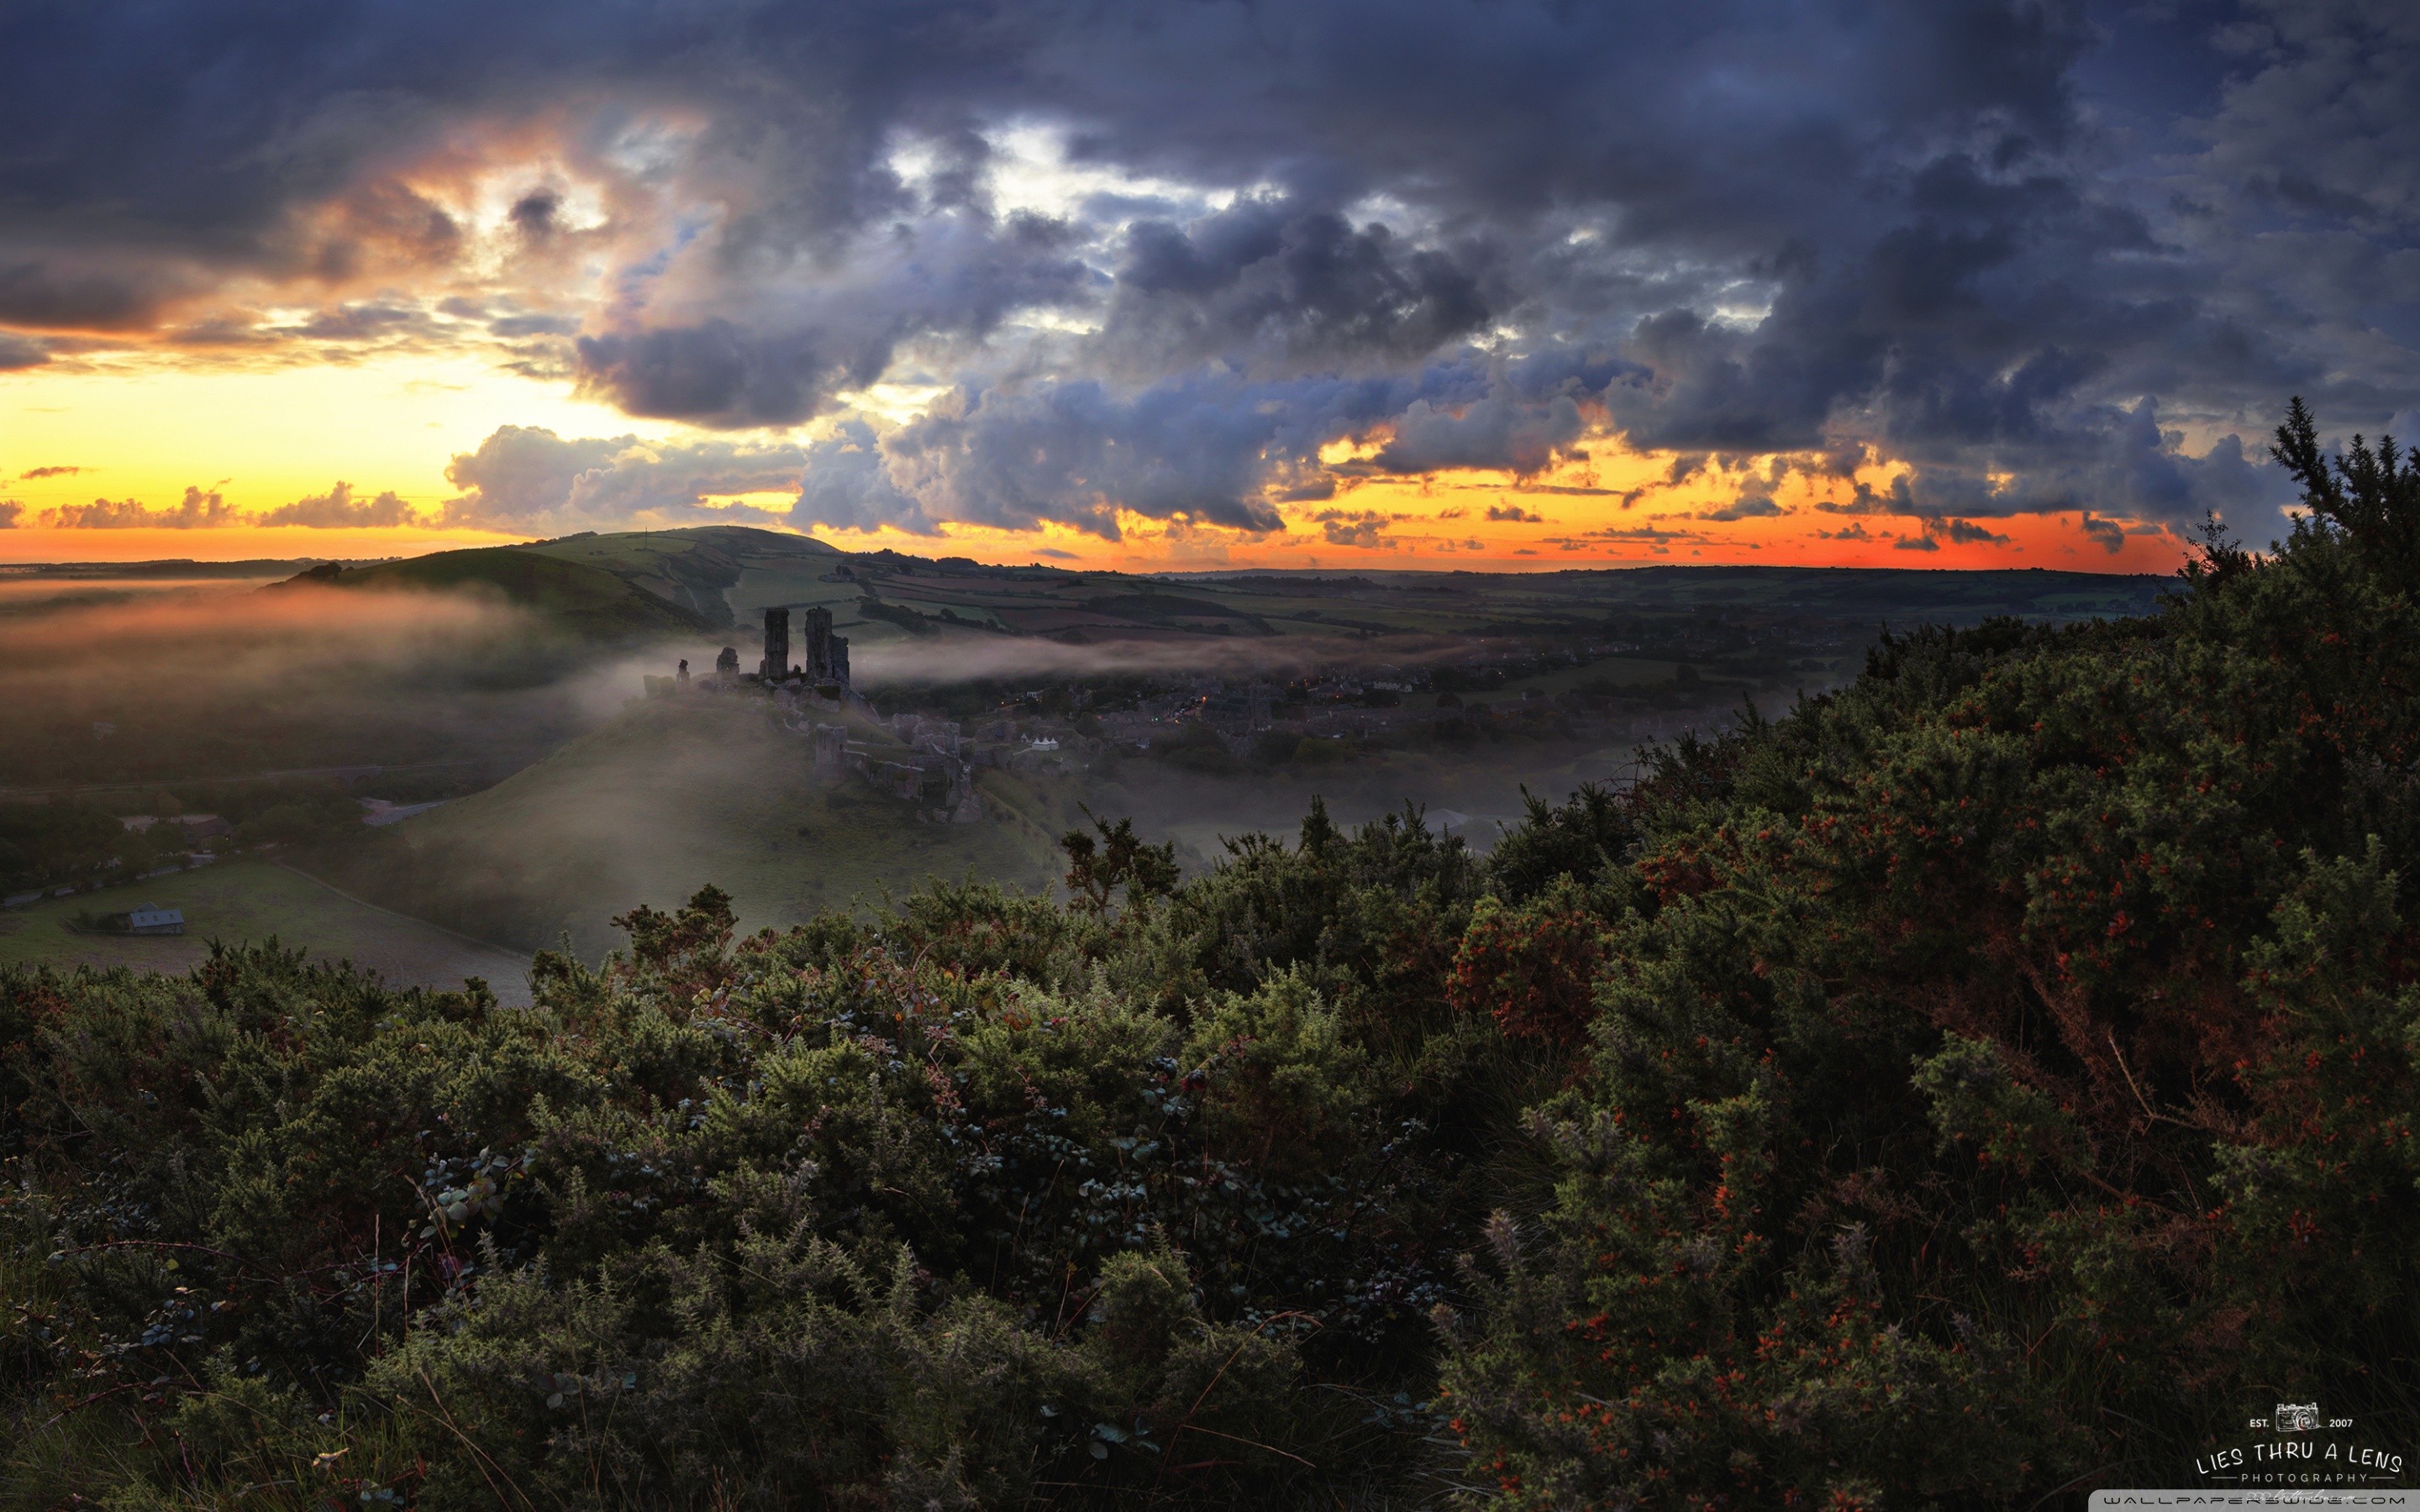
[269,547,716,638]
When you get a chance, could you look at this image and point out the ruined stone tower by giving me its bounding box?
[802,605,850,686]
[762,607,791,680]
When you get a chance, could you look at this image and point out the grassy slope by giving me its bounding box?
[0,860,532,1002]
[300,697,1070,960]
[329,549,713,638]
[521,526,844,628]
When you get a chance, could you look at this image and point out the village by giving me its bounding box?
[635,604,1770,828]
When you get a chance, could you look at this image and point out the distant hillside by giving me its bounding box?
[1161,562,2174,630]
[290,527,2175,654]
[296,696,1068,958]
[8,557,366,580]
[518,525,843,628]
[279,548,715,638]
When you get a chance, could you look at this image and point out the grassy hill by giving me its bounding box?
[310,548,714,638]
[297,696,1070,959]
[518,525,844,628]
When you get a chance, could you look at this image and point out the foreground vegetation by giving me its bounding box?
[7,405,2420,1507]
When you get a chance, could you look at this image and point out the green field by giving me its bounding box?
[302,696,1071,959]
[519,525,844,627]
[0,860,532,1002]
[321,548,713,638]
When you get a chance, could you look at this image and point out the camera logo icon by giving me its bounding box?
[2275,1402,2321,1434]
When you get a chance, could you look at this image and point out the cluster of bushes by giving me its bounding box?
[0,801,129,891]
[3,798,1528,1508]
[0,774,466,896]
[224,787,370,850]
[8,405,2420,1506]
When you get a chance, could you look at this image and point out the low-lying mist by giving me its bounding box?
[0,581,680,798]
[0,575,1737,967]
[0,576,288,612]
[846,629,1426,690]
[303,696,1069,959]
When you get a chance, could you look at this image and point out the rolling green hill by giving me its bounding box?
[518,525,844,627]
[305,548,714,638]
[296,696,1071,958]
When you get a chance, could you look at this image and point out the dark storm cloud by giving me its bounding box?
[0,0,1007,326]
[1699,496,1785,522]
[1102,200,1495,372]
[509,189,563,242]
[783,365,1449,538]
[574,322,880,429]
[573,212,1092,428]
[1937,518,2011,545]
[0,0,2412,534]
[1376,391,1586,476]
[718,349,1596,540]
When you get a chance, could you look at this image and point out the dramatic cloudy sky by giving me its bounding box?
[0,0,2413,570]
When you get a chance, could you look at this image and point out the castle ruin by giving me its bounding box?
[812,722,847,772]
[756,605,850,689]
[802,605,850,686]
[761,607,791,680]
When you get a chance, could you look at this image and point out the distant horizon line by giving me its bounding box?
[0,542,2176,584]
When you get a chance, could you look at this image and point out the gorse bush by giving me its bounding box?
[8,402,2420,1507]
[1,811,1513,1510]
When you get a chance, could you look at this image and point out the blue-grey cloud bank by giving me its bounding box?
[3,0,2413,543]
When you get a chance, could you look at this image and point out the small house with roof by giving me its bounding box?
[124,903,184,935]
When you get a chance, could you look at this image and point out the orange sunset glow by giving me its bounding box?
[2,359,2200,575]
